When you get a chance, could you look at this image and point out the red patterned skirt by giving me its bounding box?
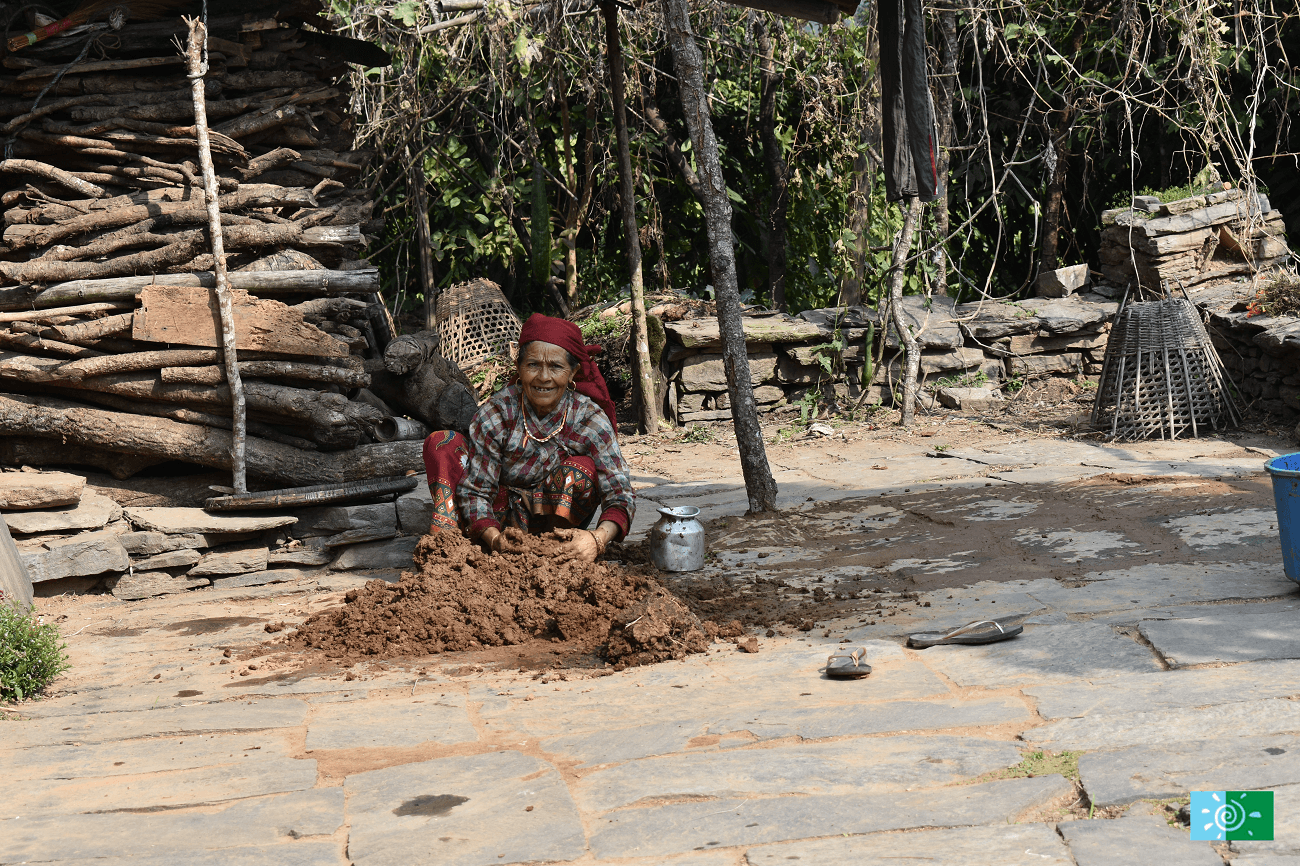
[421,430,601,535]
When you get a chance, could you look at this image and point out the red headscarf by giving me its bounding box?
[518,313,618,430]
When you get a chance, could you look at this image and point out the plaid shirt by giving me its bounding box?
[459,384,635,536]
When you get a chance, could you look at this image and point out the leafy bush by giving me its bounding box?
[0,602,70,701]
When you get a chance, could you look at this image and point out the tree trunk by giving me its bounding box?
[1039,106,1073,275]
[755,17,792,312]
[558,84,598,308]
[603,1,660,434]
[663,0,778,513]
[409,149,437,330]
[0,393,422,487]
[888,196,923,425]
[931,8,958,295]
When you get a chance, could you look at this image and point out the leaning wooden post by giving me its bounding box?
[602,2,660,434]
[184,17,247,492]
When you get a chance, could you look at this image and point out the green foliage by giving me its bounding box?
[0,603,69,702]
[998,750,1081,782]
[681,424,715,444]
[929,371,989,392]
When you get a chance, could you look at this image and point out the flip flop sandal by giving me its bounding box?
[825,646,872,678]
[907,614,1028,649]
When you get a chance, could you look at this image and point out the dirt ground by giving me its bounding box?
[18,381,1298,685]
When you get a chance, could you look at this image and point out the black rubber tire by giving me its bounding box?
[204,475,419,511]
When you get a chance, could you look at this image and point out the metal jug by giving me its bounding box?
[649,506,705,572]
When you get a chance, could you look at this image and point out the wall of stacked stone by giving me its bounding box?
[663,293,1121,423]
[1191,282,1300,422]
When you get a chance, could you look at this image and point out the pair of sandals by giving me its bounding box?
[825,613,1028,679]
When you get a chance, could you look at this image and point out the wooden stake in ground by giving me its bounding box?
[663,0,777,513]
[602,2,660,434]
[888,196,923,425]
[185,17,247,492]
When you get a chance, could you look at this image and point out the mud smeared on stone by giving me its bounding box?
[284,529,725,667]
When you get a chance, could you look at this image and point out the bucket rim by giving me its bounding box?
[1265,453,1300,478]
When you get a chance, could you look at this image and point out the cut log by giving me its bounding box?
[60,349,215,380]
[161,366,224,385]
[53,313,134,343]
[18,268,380,310]
[382,330,442,375]
[0,330,105,359]
[0,436,164,480]
[0,302,129,323]
[0,159,105,199]
[73,391,318,450]
[132,286,348,357]
[1,235,206,283]
[5,186,318,251]
[0,393,424,486]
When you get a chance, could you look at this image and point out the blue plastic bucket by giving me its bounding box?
[1266,453,1300,582]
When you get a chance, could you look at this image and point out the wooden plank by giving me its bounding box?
[0,516,34,609]
[133,286,348,357]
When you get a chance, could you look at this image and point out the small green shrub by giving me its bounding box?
[0,602,70,701]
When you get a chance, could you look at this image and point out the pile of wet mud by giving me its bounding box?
[283,529,736,668]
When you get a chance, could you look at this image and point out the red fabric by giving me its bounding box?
[422,430,619,538]
[518,313,618,430]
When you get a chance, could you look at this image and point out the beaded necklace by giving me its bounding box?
[521,390,569,443]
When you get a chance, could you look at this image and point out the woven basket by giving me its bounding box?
[435,279,522,369]
[1091,295,1239,440]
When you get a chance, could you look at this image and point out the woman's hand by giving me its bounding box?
[481,527,526,555]
[556,521,620,563]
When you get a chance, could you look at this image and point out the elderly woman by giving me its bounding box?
[421,314,634,562]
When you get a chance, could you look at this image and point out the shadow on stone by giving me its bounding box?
[392,794,468,817]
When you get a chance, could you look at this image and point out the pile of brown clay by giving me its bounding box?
[284,529,731,667]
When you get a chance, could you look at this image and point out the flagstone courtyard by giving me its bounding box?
[6,419,1300,865]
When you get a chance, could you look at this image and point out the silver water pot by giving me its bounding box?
[649,505,705,572]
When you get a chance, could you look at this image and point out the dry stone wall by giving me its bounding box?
[662,294,1120,422]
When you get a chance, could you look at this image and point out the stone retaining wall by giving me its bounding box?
[663,293,1120,421]
[1192,282,1300,422]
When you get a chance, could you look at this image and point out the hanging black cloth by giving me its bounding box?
[878,0,940,202]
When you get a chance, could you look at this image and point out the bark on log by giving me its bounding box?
[62,348,218,380]
[5,187,317,251]
[0,159,106,199]
[19,268,380,309]
[0,393,422,485]
[0,435,164,481]
[158,362,368,388]
[238,146,300,180]
[2,235,205,283]
[294,296,370,321]
[0,302,129,323]
[382,330,442,375]
[161,366,224,385]
[53,313,135,343]
[663,0,777,512]
[74,391,317,450]
[0,330,105,358]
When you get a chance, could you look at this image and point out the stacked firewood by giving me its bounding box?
[0,4,469,487]
[1098,189,1291,291]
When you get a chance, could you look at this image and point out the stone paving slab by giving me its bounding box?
[1164,507,1278,550]
[33,842,345,866]
[1,789,344,862]
[573,735,1023,812]
[743,824,1074,865]
[305,695,476,750]
[1059,814,1222,865]
[916,623,1161,688]
[1026,698,1300,751]
[6,731,293,782]
[1039,562,1294,611]
[587,774,1072,859]
[540,719,709,768]
[345,750,585,866]
[6,698,308,748]
[706,695,1029,740]
[1229,784,1300,857]
[1142,610,1300,666]
[1080,735,1300,807]
[1027,660,1300,720]
[3,756,318,818]
[1229,855,1300,865]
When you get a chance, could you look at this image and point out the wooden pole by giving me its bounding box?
[185,17,247,493]
[663,0,778,512]
[602,2,660,434]
[410,146,438,330]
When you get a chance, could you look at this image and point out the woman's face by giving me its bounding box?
[518,340,575,417]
